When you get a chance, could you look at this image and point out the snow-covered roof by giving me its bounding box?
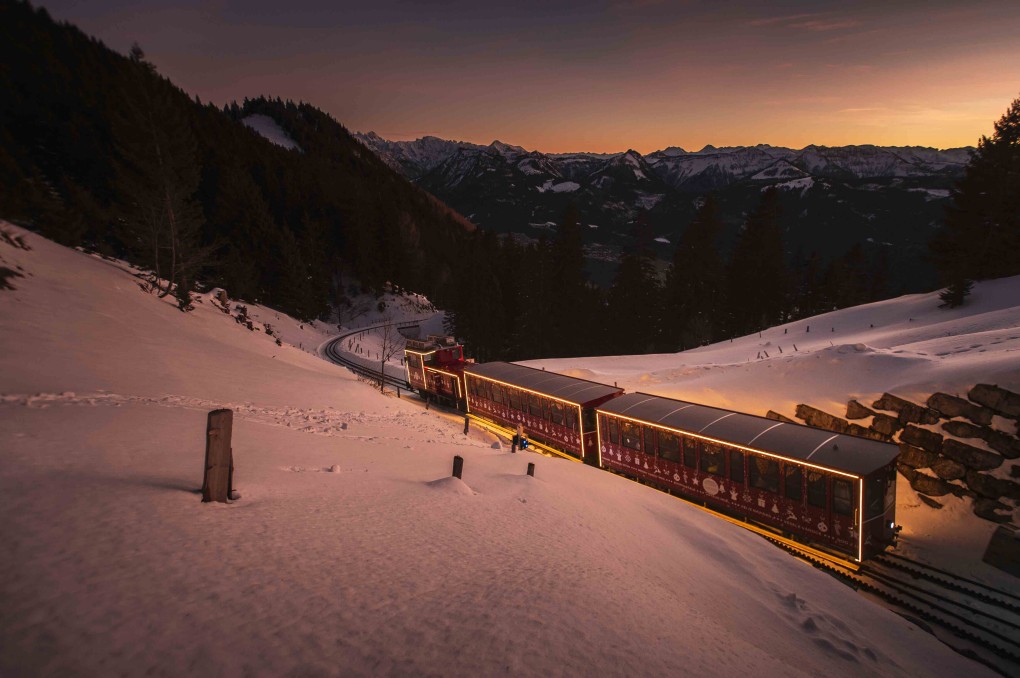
[598,392,899,477]
[465,362,623,405]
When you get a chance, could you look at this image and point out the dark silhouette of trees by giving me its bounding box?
[931,93,1020,303]
[115,44,212,306]
[725,188,788,336]
[663,195,725,349]
[606,213,662,354]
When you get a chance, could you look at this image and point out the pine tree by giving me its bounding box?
[606,213,662,354]
[725,188,788,336]
[548,204,592,357]
[939,278,973,308]
[663,195,724,349]
[931,94,1020,293]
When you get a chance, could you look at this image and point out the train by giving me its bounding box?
[403,335,900,563]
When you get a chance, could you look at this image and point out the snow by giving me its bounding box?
[0,222,1004,676]
[536,179,580,193]
[908,188,952,200]
[635,193,665,210]
[768,177,815,192]
[242,114,302,152]
[654,237,670,244]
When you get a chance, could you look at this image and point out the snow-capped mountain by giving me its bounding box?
[354,132,972,291]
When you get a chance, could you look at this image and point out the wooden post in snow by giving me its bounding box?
[452,455,464,479]
[202,409,233,503]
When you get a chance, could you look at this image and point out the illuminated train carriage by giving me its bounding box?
[404,336,468,405]
[596,393,899,562]
[464,362,624,464]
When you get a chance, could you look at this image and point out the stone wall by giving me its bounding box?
[785,384,1020,524]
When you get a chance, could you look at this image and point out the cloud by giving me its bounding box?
[789,19,860,31]
[748,12,860,32]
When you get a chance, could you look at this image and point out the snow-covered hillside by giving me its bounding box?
[0,225,1001,675]
[243,113,302,152]
[528,279,1020,418]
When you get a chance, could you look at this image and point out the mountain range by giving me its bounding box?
[355,132,973,290]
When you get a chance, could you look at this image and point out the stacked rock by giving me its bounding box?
[786,384,1020,523]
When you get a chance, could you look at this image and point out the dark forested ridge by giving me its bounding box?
[0,1,473,320]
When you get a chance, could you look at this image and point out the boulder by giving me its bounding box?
[973,498,1014,523]
[898,425,943,453]
[967,384,1020,419]
[909,472,953,497]
[927,392,994,425]
[897,443,937,469]
[965,471,1020,502]
[941,420,986,440]
[931,458,967,481]
[917,494,944,509]
[795,404,848,433]
[942,439,1003,471]
[765,410,796,424]
[872,393,940,425]
[1012,464,1020,479]
[871,414,902,437]
[896,463,918,481]
[846,423,889,442]
[846,400,874,420]
[986,430,1020,460]
[948,484,975,499]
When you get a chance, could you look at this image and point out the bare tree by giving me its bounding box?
[377,315,406,393]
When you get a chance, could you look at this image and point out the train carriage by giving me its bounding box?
[596,393,899,562]
[464,362,624,464]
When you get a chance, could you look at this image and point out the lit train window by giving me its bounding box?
[550,402,565,425]
[729,450,744,484]
[608,417,620,444]
[784,466,803,502]
[529,394,544,417]
[683,437,697,468]
[565,408,578,431]
[659,431,681,462]
[865,476,885,518]
[493,384,504,405]
[643,427,657,456]
[509,389,522,411]
[700,442,724,476]
[833,479,853,516]
[807,472,827,509]
[749,456,780,494]
[620,421,642,451]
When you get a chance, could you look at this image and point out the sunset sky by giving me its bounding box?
[42,0,1020,153]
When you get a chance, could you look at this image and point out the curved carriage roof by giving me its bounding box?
[464,362,623,406]
[598,392,898,477]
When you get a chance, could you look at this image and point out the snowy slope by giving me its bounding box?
[0,223,999,677]
[528,279,1020,417]
[242,114,302,152]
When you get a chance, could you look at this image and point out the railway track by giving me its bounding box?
[763,538,1020,676]
[321,324,413,392]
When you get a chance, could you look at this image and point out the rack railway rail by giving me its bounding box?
[762,539,1020,676]
[321,325,414,393]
